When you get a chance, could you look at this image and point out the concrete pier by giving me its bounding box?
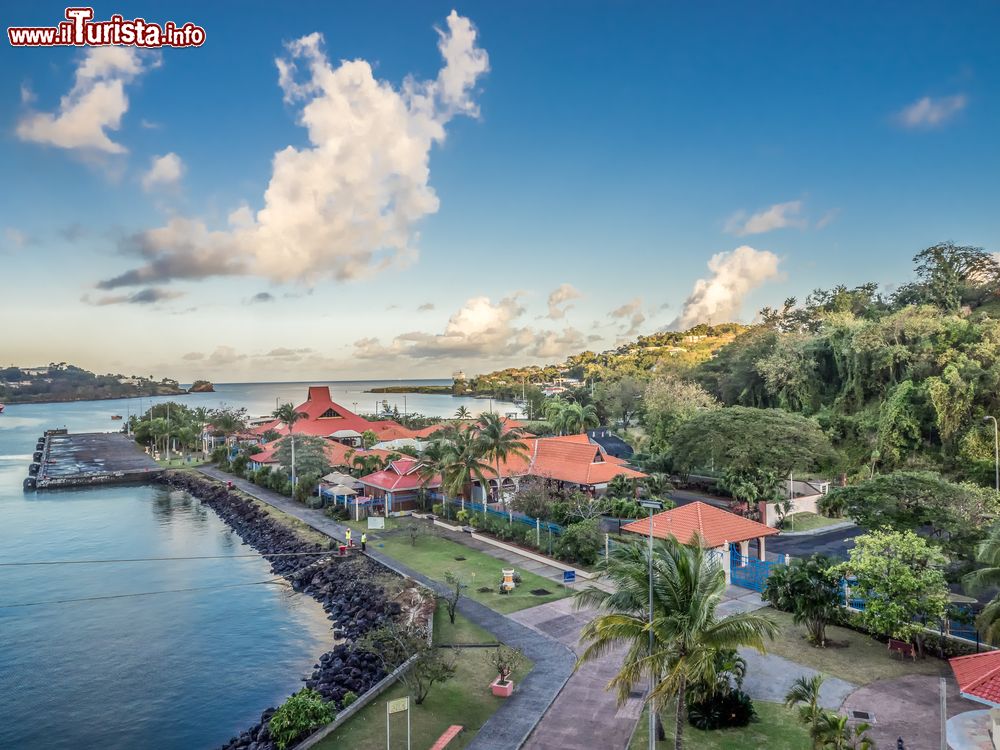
[27,431,162,490]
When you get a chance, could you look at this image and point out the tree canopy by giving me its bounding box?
[670,406,838,475]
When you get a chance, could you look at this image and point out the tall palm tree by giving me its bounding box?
[454,405,471,420]
[545,399,599,435]
[575,538,776,750]
[433,425,495,512]
[475,412,529,508]
[785,674,826,748]
[272,403,308,489]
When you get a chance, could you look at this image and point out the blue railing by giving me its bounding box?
[447,498,564,535]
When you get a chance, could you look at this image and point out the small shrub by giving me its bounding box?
[687,689,757,730]
[456,509,470,525]
[554,519,602,566]
[341,690,358,708]
[268,688,334,750]
[432,503,445,516]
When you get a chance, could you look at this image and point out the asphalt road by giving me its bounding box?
[767,524,862,561]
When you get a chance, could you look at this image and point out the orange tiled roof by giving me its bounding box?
[247,439,394,468]
[360,459,440,492]
[951,651,1000,706]
[620,501,778,548]
[490,434,647,486]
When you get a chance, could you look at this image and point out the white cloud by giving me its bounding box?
[3,228,29,251]
[895,94,967,128]
[141,152,184,191]
[99,11,489,290]
[725,200,805,236]
[816,208,840,229]
[671,246,781,329]
[20,83,35,104]
[16,47,155,154]
[610,297,645,337]
[354,294,584,361]
[546,283,583,319]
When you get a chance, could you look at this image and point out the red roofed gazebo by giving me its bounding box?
[950,651,1000,707]
[621,501,779,585]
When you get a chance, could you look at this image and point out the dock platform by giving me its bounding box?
[27,432,162,490]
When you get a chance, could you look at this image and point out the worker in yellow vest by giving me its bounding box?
[345,528,352,547]
[361,532,367,552]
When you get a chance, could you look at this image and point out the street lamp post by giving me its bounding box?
[639,498,663,750]
[985,416,999,493]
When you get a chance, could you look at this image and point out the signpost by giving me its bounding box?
[562,569,576,586]
[386,696,410,750]
[368,515,385,530]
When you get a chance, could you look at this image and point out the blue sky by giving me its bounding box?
[2,1,998,381]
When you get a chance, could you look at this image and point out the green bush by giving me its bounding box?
[341,690,358,708]
[687,689,757,730]
[555,519,602,566]
[456,509,470,525]
[432,503,445,516]
[268,688,334,750]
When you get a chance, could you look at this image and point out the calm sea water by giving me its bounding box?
[0,380,511,749]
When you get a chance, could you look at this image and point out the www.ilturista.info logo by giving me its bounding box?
[8,7,206,48]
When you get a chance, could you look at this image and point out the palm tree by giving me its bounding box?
[351,453,386,477]
[433,425,495,512]
[784,674,826,748]
[814,712,875,749]
[575,538,776,750]
[546,399,600,435]
[455,405,471,420]
[272,403,308,489]
[475,412,529,508]
[965,524,1000,642]
[643,473,673,501]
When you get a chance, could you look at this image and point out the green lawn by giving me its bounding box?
[366,523,571,614]
[762,607,949,685]
[629,701,810,749]
[314,647,532,750]
[433,602,496,645]
[781,512,843,532]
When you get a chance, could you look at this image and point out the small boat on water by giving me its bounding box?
[0,403,5,414]
[110,414,123,420]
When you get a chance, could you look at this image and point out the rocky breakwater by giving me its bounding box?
[160,471,403,750]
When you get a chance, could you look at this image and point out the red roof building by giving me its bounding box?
[621,501,778,554]
[247,437,395,470]
[950,651,1000,706]
[253,386,437,442]
[358,459,440,514]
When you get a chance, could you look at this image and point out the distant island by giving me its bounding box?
[0,363,205,404]
[188,380,215,393]
[365,384,453,395]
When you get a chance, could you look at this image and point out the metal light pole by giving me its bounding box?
[639,499,663,749]
[985,416,999,492]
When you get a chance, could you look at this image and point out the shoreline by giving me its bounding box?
[2,390,192,406]
[159,471,402,750]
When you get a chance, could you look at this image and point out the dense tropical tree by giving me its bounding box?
[964,525,1000,643]
[764,556,841,646]
[545,399,600,435]
[272,403,308,488]
[274,435,331,479]
[426,426,495,507]
[361,429,379,450]
[474,412,528,507]
[670,406,839,476]
[836,528,949,654]
[575,538,777,749]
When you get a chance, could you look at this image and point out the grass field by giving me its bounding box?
[314,642,532,750]
[763,607,950,685]
[360,521,571,614]
[781,512,843,532]
[629,701,811,749]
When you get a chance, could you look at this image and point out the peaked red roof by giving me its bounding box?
[951,651,1000,706]
[620,501,778,548]
[359,458,440,492]
[252,386,420,440]
[489,434,646,486]
[248,438,394,468]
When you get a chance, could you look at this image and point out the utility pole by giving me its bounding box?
[639,498,663,749]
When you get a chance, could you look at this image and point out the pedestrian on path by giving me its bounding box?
[361,532,367,552]
[345,528,352,547]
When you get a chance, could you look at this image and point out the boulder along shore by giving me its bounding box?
[160,471,400,750]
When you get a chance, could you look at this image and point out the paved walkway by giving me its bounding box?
[842,673,980,750]
[510,597,641,750]
[197,468,576,750]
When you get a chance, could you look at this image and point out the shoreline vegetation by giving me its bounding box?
[159,470,412,750]
[0,364,213,405]
[365,384,453,394]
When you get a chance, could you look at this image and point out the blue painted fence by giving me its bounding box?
[447,498,564,535]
